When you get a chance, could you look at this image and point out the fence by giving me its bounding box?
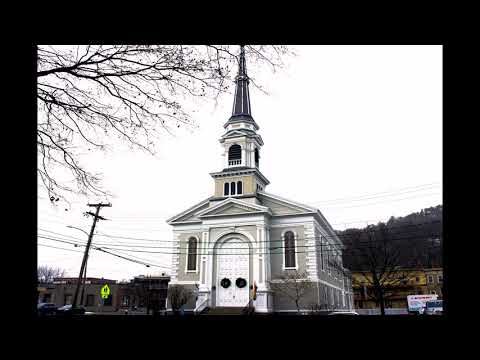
[356,308,409,315]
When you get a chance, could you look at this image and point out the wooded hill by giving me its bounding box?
[336,205,443,271]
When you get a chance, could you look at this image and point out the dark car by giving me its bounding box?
[56,304,86,315]
[38,302,57,316]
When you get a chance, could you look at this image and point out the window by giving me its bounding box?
[187,237,198,271]
[319,237,324,270]
[438,275,443,283]
[237,181,243,195]
[230,182,236,195]
[254,148,260,167]
[86,294,95,306]
[284,231,296,268]
[428,275,433,283]
[415,277,420,282]
[228,144,242,165]
[224,182,229,196]
[64,294,72,305]
[42,293,51,303]
[121,295,130,307]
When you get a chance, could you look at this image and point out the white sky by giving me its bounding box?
[37,45,442,281]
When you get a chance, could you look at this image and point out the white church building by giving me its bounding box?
[167,46,354,314]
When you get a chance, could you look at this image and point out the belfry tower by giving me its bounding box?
[210,45,270,198]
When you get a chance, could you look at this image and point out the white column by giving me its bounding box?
[253,226,259,286]
[199,230,209,291]
[241,146,246,167]
[206,234,214,290]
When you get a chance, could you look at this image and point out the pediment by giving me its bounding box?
[197,198,270,218]
[166,197,211,224]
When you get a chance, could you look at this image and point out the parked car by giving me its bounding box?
[328,311,359,316]
[424,300,443,315]
[56,304,86,315]
[37,303,57,316]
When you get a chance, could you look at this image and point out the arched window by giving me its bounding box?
[237,181,243,195]
[230,181,236,195]
[228,144,242,166]
[187,237,197,271]
[224,182,229,196]
[254,148,260,167]
[284,231,296,268]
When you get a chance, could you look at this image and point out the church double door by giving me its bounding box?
[216,239,249,307]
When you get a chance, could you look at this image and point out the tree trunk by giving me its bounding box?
[295,300,300,313]
[378,290,386,316]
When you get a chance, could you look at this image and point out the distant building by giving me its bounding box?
[424,267,443,297]
[38,277,119,312]
[116,275,170,314]
[37,275,170,314]
[352,267,443,310]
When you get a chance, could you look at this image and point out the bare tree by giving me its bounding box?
[37,45,293,205]
[339,224,424,315]
[168,285,194,315]
[37,265,66,283]
[269,270,313,313]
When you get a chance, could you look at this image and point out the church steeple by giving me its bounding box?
[224,45,259,130]
[231,45,251,118]
[211,45,269,199]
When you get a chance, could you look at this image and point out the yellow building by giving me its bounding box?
[352,268,443,309]
[424,267,443,298]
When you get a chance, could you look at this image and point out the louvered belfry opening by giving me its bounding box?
[228,144,242,166]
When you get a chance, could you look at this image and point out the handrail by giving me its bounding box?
[242,299,255,315]
[194,297,209,314]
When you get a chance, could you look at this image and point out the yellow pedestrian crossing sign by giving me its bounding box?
[101,284,110,299]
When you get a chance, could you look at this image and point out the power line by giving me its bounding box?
[38,232,442,257]
[320,193,441,209]
[37,235,171,270]
[305,182,441,205]
[38,243,85,253]
[37,183,441,222]
[38,220,442,247]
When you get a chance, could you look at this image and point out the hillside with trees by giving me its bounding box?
[337,204,443,271]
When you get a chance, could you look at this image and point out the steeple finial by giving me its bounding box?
[231,45,252,118]
[238,45,247,79]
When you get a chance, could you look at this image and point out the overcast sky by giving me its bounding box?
[37,45,442,281]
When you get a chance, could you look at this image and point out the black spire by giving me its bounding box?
[229,45,255,122]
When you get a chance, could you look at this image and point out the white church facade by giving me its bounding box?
[167,46,354,314]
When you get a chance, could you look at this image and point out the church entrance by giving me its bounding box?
[216,238,250,307]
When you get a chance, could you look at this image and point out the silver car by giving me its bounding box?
[328,311,359,316]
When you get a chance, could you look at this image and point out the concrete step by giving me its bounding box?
[202,307,246,315]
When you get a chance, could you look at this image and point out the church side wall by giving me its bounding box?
[269,225,306,279]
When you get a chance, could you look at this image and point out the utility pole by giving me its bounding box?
[72,202,111,310]
[80,254,88,306]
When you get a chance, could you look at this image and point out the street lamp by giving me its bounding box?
[67,225,90,307]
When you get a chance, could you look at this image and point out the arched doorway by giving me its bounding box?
[216,238,250,307]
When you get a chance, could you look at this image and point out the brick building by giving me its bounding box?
[37,275,170,314]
